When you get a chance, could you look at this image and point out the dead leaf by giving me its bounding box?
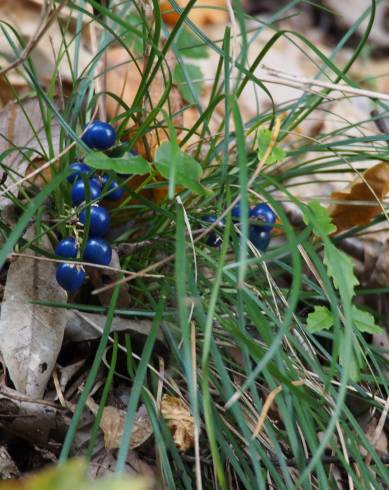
[106,48,184,158]
[0,226,68,399]
[323,0,389,48]
[329,163,389,232]
[160,395,195,452]
[87,249,131,308]
[64,310,164,345]
[0,0,92,97]
[0,98,61,196]
[160,0,228,27]
[86,398,153,451]
[0,385,68,446]
[0,445,19,480]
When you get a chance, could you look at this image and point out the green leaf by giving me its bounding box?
[256,128,285,165]
[1,459,149,490]
[303,200,337,236]
[351,306,383,334]
[154,141,209,196]
[176,28,209,59]
[323,243,359,302]
[307,306,334,333]
[173,64,203,104]
[85,152,151,175]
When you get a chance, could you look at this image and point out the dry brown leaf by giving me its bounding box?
[0,0,92,102]
[87,398,153,450]
[329,163,389,232]
[87,249,131,308]
[0,226,68,399]
[106,47,184,158]
[160,395,195,452]
[160,0,228,27]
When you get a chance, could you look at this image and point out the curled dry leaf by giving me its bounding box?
[160,0,228,27]
[87,249,131,308]
[329,163,389,232]
[160,395,195,452]
[0,226,68,399]
[87,398,153,450]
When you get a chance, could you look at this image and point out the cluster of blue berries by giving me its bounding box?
[203,202,276,251]
[55,121,123,294]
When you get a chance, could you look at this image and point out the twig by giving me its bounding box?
[10,252,163,278]
[259,65,389,103]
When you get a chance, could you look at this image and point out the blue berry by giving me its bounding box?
[202,215,225,247]
[231,203,242,218]
[101,175,124,201]
[83,238,112,265]
[80,205,111,237]
[250,203,276,231]
[56,263,85,293]
[55,237,78,258]
[81,121,116,151]
[71,178,101,205]
[249,227,271,251]
[67,162,90,183]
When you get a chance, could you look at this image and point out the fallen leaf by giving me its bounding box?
[0,385,68,446]
[64,311,164,345]
[323,0,389,48]
[0,445,19,480]
[0,98,61,195]
[86,398,153,450]
[0,226,68,398]
[87,249,131,308]
[160,0,228,27]
[330,163,389,232]
[160,395,195,452]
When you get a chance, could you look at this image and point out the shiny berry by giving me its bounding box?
[250,203,276,230]
[83,238,112,265]
[71,178,101,205]
[55,237,78,258]
[101,175,124,201]
[231,203,242,218]
[67,162,90,183]
[81,121,116,151]
[202,215,225,247]
[80,205,111,237]
[56,263,85,293]
[249,227,271,251]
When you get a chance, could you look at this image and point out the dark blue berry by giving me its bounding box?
[71,178,101,205]
[83,238,112,265]
[250,203,276,231]
[81,121,116,151]
[202,215,225,247]
[80,205,111,237]
[249,227,271,251]
[56,263,85,293]
[101,175,124,201]
[67,162,90,183]
[231,203,242,218]
[55,237,78,258]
